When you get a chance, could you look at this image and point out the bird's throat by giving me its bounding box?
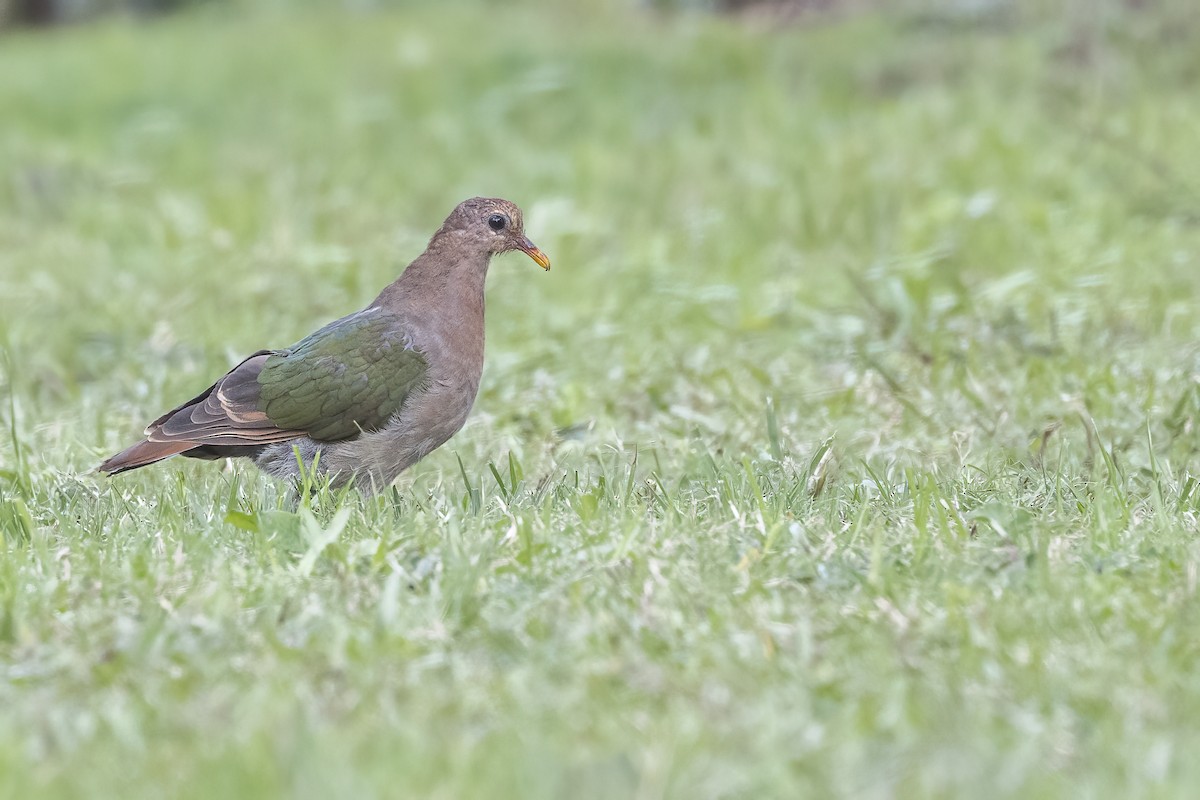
[372,245,490,325]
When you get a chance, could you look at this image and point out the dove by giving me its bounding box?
[99,197,549,494]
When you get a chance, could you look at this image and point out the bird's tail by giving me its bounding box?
[97,439,196,475]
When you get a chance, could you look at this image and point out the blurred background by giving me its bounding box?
[3,2,1200,795]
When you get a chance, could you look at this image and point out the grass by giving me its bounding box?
[2,0,1200,796]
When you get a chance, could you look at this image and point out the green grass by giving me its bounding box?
[3,1,1200,796]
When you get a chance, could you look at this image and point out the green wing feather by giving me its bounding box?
[256,309,429,441]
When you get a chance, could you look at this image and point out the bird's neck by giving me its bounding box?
[371,235,490,322]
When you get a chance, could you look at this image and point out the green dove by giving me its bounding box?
[99,197,550,493]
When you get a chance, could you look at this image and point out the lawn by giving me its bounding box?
[2,1,1200,796]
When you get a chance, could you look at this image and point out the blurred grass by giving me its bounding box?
[2,1,1200,797]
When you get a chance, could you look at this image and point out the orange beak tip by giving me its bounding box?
[519,239,551,271]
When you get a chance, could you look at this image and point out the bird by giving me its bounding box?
[98,197,550,494]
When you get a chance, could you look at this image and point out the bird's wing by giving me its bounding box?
[146,308,429,446]
[142,349,301,446]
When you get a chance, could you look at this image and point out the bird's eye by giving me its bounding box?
[488,214,507,231]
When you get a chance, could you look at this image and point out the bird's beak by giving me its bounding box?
[517,237,551,271]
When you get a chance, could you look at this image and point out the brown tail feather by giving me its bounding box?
[97,439,198,475]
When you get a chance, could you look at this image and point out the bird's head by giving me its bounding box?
[440,197,550,270]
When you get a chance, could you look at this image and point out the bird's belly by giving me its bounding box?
[399,377,479,452]
[321,369,481,489]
